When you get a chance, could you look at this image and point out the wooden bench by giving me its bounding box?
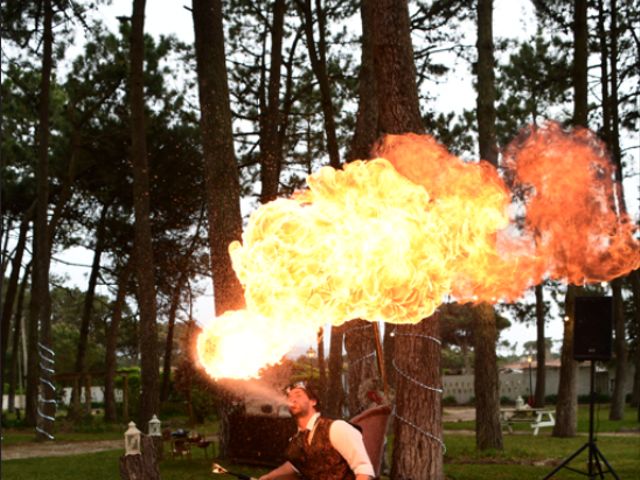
[500,408,555,435]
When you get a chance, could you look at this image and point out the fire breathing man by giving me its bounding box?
[258,381,375,480]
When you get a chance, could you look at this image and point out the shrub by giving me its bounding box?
[578,393,610,404]
[442,396,458,406]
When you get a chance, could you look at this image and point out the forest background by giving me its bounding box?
[1,1,639,475]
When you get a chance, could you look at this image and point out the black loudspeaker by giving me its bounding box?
[573,296,612,361]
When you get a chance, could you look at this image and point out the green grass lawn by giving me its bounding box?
[1,415,219,446]
[2,434,638,480]
[2,405,638,480]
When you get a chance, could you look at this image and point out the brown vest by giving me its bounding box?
[285,417,356,480]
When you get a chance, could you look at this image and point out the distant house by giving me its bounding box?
[442,358,635,405]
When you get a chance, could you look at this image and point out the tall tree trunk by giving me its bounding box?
[26,0,54,436]
[8,263,30,412]
[341,0,381,415]
[296,0,341,168]
[630,271,640,417]
[608,0,622,191]
[472,303,503,450]
[391,316,443,479]
[474,0,503,451]
[344,320,378,416]
[534,284,546,407]
[370,0,443,476]
[606,0,629,421]
[192,0,245,315]
[69,204,109,418]
[130,0,160,426]
[476,0,498,166]
[0,217,14,278]
[1,206,32,383]
[104,259,133,423]
[609,278,627,419]
[551,0,588,439]
[372,0,423,136]
[383,322,396,387]
[346,0,378,163]
[325,324,345,417]
[259,0,286,203]
[160,275,186,403]
[573,0,588,127]
[553,286,578,437]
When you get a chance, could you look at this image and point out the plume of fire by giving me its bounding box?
[197,122,640,380]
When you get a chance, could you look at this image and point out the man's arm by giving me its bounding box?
[329,420,375,479]
[257,461,299,480]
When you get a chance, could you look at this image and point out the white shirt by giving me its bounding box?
[298,412,375,477]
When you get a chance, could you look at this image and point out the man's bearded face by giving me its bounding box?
[287,387,317,418]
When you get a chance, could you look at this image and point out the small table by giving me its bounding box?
[500,408,555,435]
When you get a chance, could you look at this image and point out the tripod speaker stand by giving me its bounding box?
[543,296,619,479]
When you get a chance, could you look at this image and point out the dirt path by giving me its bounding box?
[1,439,123,460]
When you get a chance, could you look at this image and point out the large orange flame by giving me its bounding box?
[196,123,640,379]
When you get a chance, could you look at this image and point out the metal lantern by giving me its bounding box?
[148,414,161,437]
[124,421,142,455]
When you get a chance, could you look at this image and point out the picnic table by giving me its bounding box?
[499,407,555,435]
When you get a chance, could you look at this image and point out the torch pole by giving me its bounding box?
[372,322,389,400]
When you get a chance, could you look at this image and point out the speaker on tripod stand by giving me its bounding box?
[544,296,619,479]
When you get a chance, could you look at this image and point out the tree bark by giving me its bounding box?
[192,0,245,315]
[344,320,378,416]
[130,0,160,426]
[609,278,627,419]
[534,284,546,407]
[604,0,629,421]
[346,0,378,163]
[553,285,578,437]
[371,0,443,476]
[26,0,54,435]
[8,263,30,412]
[105,260,133,423]
[473,0,503,451]
[296,0,341,168]
[573,0,588,127]
[551,0,588,439]
[325,324,345,417]
[69,203,109,418]
[383,322,396,387]
[472,303,503,450]
[630,270,640,410]
[160,275,186,403]
[0,217,14,278]
[1,206,32,384]
[632,270,640,422]
[476,0,498,166]
[391,316,443,479]
[259,0,286,203]
[372,0,424,135]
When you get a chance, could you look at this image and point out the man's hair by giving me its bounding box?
[287,380,321,411]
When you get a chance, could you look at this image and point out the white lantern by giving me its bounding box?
[124,421,142,455]
[148,414,161,437]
